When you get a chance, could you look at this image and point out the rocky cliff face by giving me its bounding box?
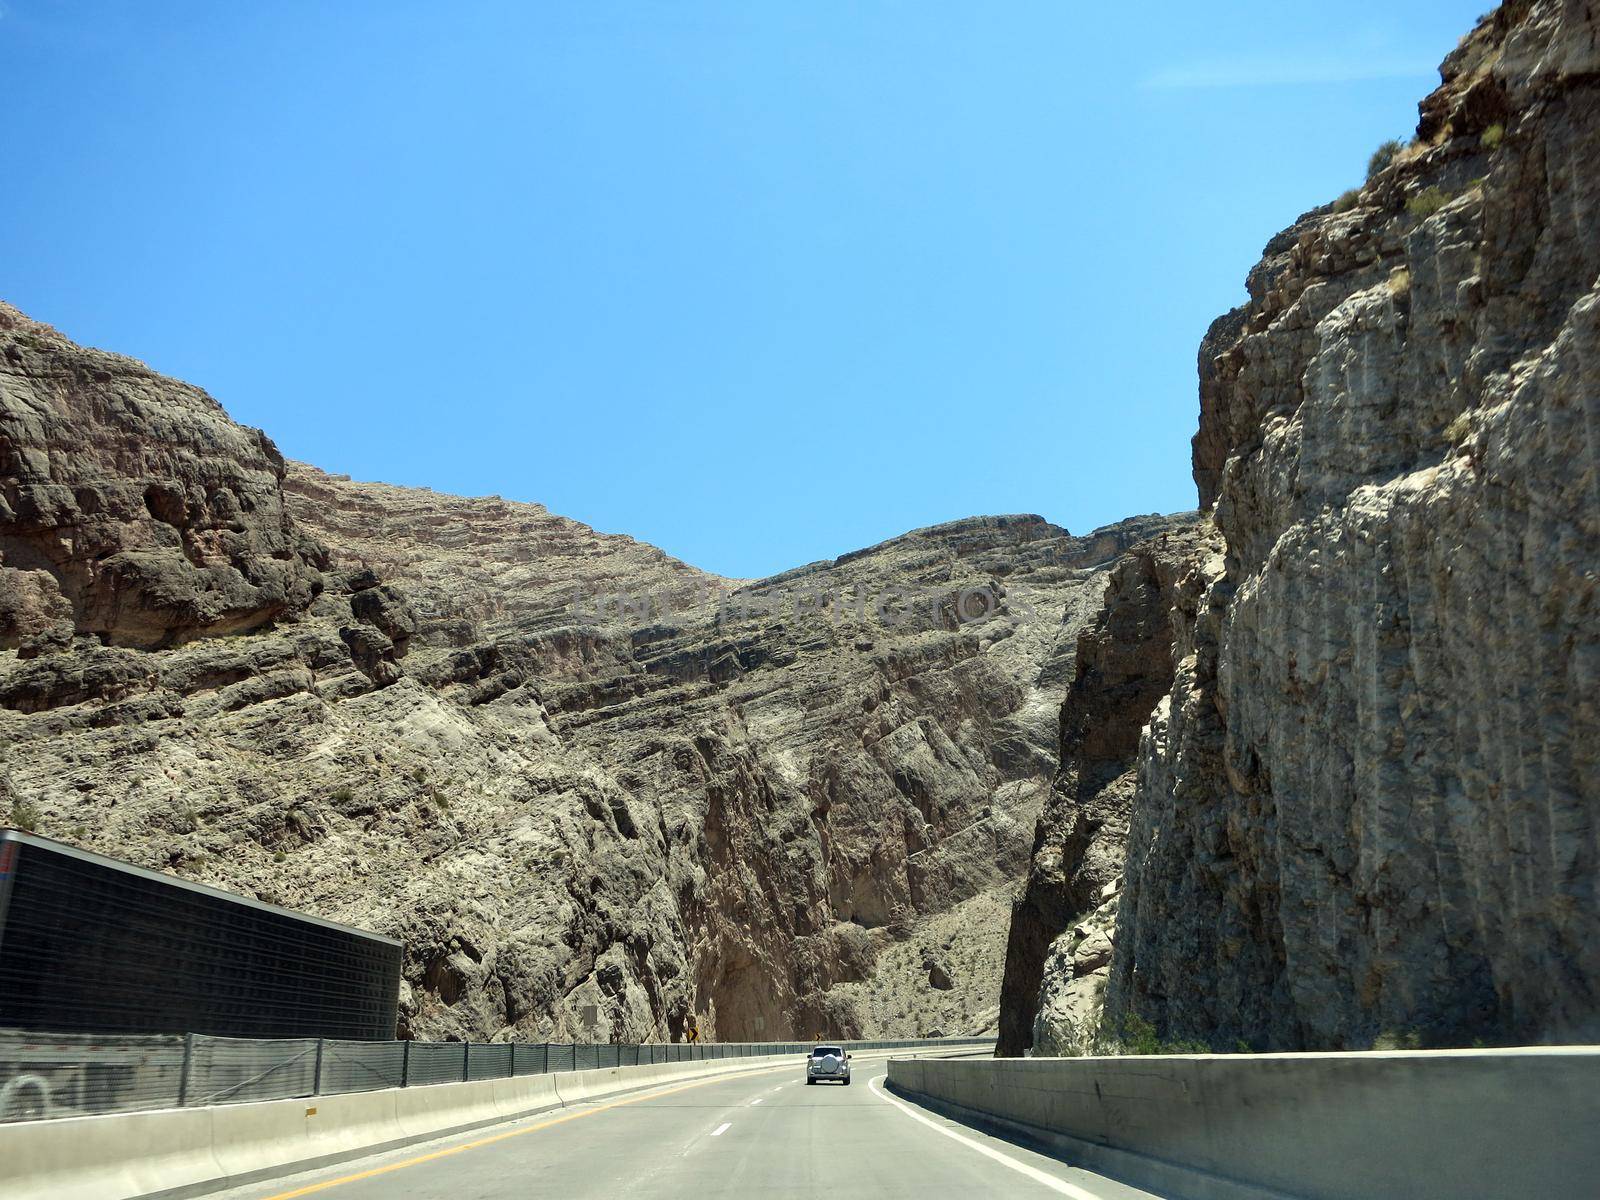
[0,303,326,651]
[1015,0,1600,1055]
[995,521,1212,1055]
[0,300,1189,1042]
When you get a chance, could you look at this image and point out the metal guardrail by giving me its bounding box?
[0,1029,992,1122]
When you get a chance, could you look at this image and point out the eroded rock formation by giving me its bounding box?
[995,522,1212,1054]
[1013,0,1600,1055]
[0,304,327,652]
[1,300,1189,1041]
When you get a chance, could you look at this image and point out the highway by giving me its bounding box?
[213,1056,1158,1200]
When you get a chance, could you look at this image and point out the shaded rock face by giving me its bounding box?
[1106,1,1600,1049]
[995,522,1211,1055]
[0,304,327,651]
[0,303,1192,1042]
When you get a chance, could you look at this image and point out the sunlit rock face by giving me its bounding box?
[1,299,1192,1041]
[0,302,327,652]
[1104,1,1600,1050]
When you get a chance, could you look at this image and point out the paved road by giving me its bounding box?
[216,1057,1160,1200]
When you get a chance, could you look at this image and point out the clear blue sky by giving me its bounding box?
[0,1,1486,578]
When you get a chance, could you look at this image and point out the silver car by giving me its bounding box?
[805,1044,851,1085]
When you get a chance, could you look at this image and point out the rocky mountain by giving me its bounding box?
[1008,0,1600,1055]
[0,298,1191,1041]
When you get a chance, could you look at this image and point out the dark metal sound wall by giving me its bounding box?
[0,831,400,1040]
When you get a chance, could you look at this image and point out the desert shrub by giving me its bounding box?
[1406,186,1453,218]
[1374,1028,1424,1050]
[1113,1013,1164,1055]
[1388,267,1412,297]
[10,800,40,833]
[1481,122,1505,149]
[1332,188,1361,213]
[331,785,354,803]
[1367,138,1406,181]
[1083,1012,1217,1056]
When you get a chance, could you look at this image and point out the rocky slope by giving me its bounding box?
[1012,0,1600,1054]
[995,521,1214,1055]
[0,303,325,652]
[282,463,725,639]
[0,299,1189,1041]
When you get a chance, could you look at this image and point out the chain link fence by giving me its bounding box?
[0,1029,991,1123]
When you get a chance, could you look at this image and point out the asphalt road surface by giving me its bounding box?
[215,1057,1159,1200]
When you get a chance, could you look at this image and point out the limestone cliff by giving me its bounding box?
[0,300,1188,1041]
[995,521,1212,1054]
[1015,0,1599,1055]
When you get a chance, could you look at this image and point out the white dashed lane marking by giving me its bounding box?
[711,1122,731,1137]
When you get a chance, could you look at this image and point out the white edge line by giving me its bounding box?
[867,1073,1106,1199]
[711,1121,732,1136]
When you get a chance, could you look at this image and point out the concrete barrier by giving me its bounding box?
[0,1106,221,1200]
[886,1047,1600,1200]
[393,1074,506,1139]
[489,1072,562,1119]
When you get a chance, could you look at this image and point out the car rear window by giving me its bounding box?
[812,1046,843,1057]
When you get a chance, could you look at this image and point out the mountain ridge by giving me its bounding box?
[1,298,1197,1040]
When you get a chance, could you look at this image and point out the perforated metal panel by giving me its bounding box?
[0,832,400,1040]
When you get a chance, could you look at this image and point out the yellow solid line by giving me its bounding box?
[256,1064,790,1200]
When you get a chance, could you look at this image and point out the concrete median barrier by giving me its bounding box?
[489,1072,562,1119]
[887,1047,1600,1200]
[0,1106,221,1200]
[206,1088,410,1181]
[392,1074,505,1139]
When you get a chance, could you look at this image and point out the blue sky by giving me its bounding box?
[0,1,1486,578]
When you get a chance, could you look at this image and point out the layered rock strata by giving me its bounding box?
[1,300,1189,1041]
